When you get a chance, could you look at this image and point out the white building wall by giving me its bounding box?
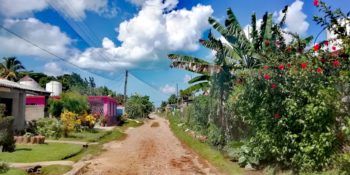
[25,105,45,121]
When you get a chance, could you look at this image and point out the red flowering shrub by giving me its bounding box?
[236,60,344,171]
[235,2,350,171]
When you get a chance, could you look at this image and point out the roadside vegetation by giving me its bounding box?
[165,1,350,174]
[168,113,243,175]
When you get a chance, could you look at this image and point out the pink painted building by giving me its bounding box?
[88,96,118,126]
[26,96,46,106]
[26,95,119,126]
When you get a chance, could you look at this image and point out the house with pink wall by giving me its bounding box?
[26,95,119,126]
[26,96,46,106]
[88,96,118,126]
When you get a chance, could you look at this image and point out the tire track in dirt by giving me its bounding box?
[81,114,221,175]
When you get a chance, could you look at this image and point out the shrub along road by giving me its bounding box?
[82,114,221,175]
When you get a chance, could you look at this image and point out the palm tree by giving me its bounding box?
[0,57,25,81]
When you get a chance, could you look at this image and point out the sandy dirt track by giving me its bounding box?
[81,114,222,175]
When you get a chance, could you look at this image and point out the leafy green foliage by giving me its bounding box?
[0,116,15,152]
[36,118,62,139]
[0,57,25,81]
[167,94,178,105]
[48,98,64,118]
[0,161,9,173]
[61,92,89,115]
[125,94,154,118]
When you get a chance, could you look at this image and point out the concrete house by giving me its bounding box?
[19,76,49,121]
[0,79,50,130]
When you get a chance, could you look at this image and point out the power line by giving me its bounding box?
[129,72,168,97]
[0,24,119,82]
[46,0,116,65]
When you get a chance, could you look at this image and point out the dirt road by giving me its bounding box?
[82,114,221,175]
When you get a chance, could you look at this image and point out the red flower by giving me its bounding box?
[320,58,326,63]
[265,40,270,46]
[278,64,285,70]
[301,62,308,69]
[313,44,320,52]
[324,41,329,46]
[333,60,341,68]
[274,113,281,119]
[316,67,323,73]
[313,0,319,6]
[271,83,277,89]
[287,63,291,68]
[332,46,337,51]
[263,65,269,70]
[264,74,271,80]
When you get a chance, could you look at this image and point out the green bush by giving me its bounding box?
[337,153,350,175]
[61,92,89,115]
[36,118,62,139]
[0,161,9,173]
[125,94,153,118]
[48,98,63,118]
[235,64,342,172]
[0,116,15,152]
[186,95,210,132]
[0,104,6,117]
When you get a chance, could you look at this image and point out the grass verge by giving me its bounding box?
[0,169,26,175]
[168,116,244,175]
[41,165,72,175]
[1,165,72,175]
[0,143,82,163]
[59,129,111,142]
[68,119,142,161]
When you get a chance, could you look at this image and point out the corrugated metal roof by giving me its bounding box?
[0,79,50,95]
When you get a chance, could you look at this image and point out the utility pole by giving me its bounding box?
[123,70,128,106]
[176,83,179,98]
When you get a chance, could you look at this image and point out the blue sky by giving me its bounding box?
[0,0,349,106]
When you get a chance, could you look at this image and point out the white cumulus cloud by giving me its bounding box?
[0,0,113,20]
[71,0,213,71]
[160,84,176,94]
[0,0,47,18]
[43,62,69,76]
[242,0,309,43]
[277,0,309,36]
[0,18,74,58]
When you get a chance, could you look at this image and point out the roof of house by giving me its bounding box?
[18,75,45,91]
[0,79,50,95]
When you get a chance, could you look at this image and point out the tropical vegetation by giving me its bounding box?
[125,94,154,118]
[168,1,350,174]
[0,57,25,81]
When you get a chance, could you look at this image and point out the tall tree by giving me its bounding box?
[167,94,178,105]
[0,57,25,81]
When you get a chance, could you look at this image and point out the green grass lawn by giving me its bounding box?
[41,165,72,175]
[0,169,26,175]
[0,165,72,175]
[58,119,143,143]
[168,116,244,175]
[0,143,82,163]
[59,129,111,142]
